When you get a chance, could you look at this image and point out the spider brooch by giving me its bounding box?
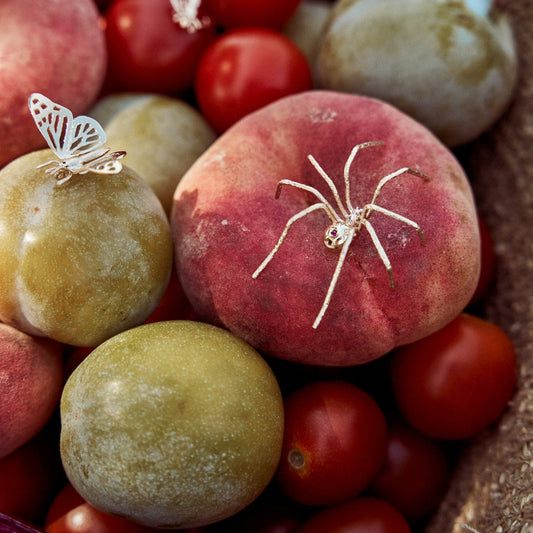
[252,141,429,329]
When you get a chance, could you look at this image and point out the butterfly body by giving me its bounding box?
[28,93,126,185]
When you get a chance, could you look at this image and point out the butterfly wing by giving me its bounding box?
[69,115,107,156]
[170,0,206,32]
[88,150,126,175]
[92,159,124,174]
[28,93,74,159]
[28,93,107,159]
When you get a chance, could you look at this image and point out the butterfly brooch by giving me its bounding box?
[28,93,126,185]
[169,0,211,33]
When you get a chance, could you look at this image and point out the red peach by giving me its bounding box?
[171,91,480,366]
[0,0,106,168]
[0,323,63,459]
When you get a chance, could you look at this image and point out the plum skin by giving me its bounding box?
[0,150,173,347]
[315,0,518,147]
[171,90,480,366]
[60,321,284,529]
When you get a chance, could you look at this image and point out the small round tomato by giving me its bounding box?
[370,421,451,521]
[104,0,216,94]
[469,215,495,304]
[391,313,517,440]
[297,497,412,533]
[195,27,313,133]
[276,380,387,506]
[144,270,195,324]
[202,0,302,29]
[45,484,161,533]
[0,425,63,523]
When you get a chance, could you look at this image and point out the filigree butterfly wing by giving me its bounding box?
[89,150,126,175]
[28,93,107,159]
[68,114,107,157]
[29,93,75,159]
[169,0,208,32]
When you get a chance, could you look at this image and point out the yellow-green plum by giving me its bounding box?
[316,0,517,146]
[60,321,284,529]
[0,323,63,459]
[102,94,217,216]
[171,91,480,366]
[283,0,334,85]
[0,0,106,168]
[0,150,173,347]
[87,92,150,128]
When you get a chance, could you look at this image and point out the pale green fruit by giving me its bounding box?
[103,94,216,216]
[283,0,333,84]
[0,149,172,346]
[60,321,284,529]
[316,0,518,146]
[87,92,150,127]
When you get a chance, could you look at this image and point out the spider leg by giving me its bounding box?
[362,219,394,288]
[365,204,426,244]
[343,141,384,212]
[276,179,341,222]
[370,167,429,206]
[313,228,355,329]
[307,154,349,219]
[252,203,332,279]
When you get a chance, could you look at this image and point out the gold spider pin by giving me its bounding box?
[252,141,429,329]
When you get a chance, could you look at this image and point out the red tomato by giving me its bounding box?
[469,215,495,304]
[391,313,517,440]
[0,423,63,523]
[195,28,313,133]
[45,484,161,533]
[276,380,387,506]
[297,497,412,533]
[144,269,195,324]
[370,421,451,521]
[104,0,216,94]
[202,0,302,29]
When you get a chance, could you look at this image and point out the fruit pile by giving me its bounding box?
[0,1,521,532]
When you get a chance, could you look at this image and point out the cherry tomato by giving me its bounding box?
[469,215,495,304]
[195,27,313,133]
[202,0,302,30]
[144,270,195,324]
[370,421,451,522]
[45,484,161,533]
[104,0,216,94]
[297,497,412,533]
[276,380,387,506]
[0,423,63,523]
[391,313,517,440]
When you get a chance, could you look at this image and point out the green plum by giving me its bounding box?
[60,321,284,529]
[102,94,217,216]
[0,150,173,347]
[316,0,518,146]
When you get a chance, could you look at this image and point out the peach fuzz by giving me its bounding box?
[171,91,480,366]
[0,323,63,459]
[0,0,106,168]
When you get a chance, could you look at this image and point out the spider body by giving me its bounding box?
[252,141,429,329]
